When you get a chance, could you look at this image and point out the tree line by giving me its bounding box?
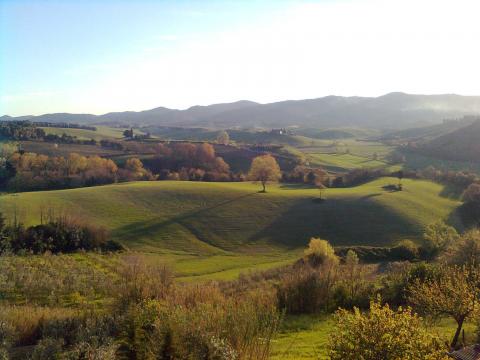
[0,151,154,191]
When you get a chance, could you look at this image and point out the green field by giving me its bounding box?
[39,125,144,141]
[20,140,124,157]
[305,152,388,172]
[0,178,462,278]
[298,139,395,172]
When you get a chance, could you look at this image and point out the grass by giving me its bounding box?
[271,315,334,359]
[39,125,144,141]
[0,178,460,251]
[19,141,124,157]
[0,178,461,277]
[299,139,395,172]
[306,152,388,171]
[144,127,327,147]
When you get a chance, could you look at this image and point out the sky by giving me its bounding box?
[1,0,480,116]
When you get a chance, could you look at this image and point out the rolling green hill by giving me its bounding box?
[0,178,462,256]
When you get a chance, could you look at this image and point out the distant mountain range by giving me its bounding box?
[3,92,480,130]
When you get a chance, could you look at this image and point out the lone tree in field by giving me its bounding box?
[396,170,404,190]
[216,130,230,145]
[314,168,328,200]
[248,154,281,192]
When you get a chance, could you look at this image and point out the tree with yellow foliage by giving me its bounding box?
[248,154,281,192]
[330,298,448,360]
[408,265,480,348]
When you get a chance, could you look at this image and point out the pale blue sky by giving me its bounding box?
[1,0,480,116]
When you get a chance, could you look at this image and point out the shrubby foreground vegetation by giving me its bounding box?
[1,226,480,359]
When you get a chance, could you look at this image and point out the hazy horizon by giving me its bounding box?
[2,0,480,116]
[3,91,480,118]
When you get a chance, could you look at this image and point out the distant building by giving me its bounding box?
[270,128,290,135]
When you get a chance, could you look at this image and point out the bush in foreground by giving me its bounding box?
[329,299,449,360]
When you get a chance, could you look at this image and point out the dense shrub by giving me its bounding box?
[0,215,122,254]
[461,183,480,226]
[276,265,338,314]
[380,262,441,307]
[117,289,280,360]
[329,299,449,360]
[114,255,174,310]
[335,242,421,263]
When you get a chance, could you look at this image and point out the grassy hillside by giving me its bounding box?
[0,178,461,255]
[296,127,381,140]
[418,120,480,163]
[305,152,388,172]
[403,151,480,174]
[145,126,326,147]
[297,139,395,172]
[39,125,143,141]
[20,141,124,157]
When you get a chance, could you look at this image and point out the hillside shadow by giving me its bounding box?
[446,207,467,232]
[439,184,465,200]
[279,184,317,190]
[359,193,382,200]
[247,196,424,249]
[112,192,257,249]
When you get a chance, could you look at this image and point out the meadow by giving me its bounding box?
[0,177,462,279]
[39,125,144,141]
[298,139,395,172]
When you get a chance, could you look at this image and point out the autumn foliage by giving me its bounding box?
[5,152,154,191]
[248,154,281,192]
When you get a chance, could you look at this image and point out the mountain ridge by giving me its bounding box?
[3,92,480,130]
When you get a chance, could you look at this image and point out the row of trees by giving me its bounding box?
[0,121,45,140]
[0,121,95,145]
[2,152,154,191]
